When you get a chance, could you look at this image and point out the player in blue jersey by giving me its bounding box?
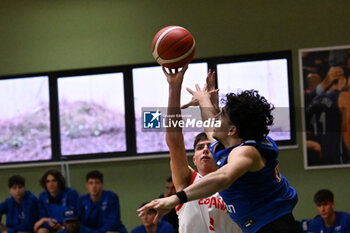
[131,202,175,233]
[0,175,39,233]
[305,66,349,165]
[308,189,350,233]
[77,170,127,233]
[34,168,79,233]
[138,66,298,233]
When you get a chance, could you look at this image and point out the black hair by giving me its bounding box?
[8,175,25,188]
[193,132,209,150]
[86,170,104,182]
[166,176,172,182]
[314,189,334,204]
[222,90,274,141]
[40,168,66,190]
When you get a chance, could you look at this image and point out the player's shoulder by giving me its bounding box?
[24,190,38,201]
[338,91,350,107]
[38,190,49,199]
[102,190,119,200]
[308,216,323,230]
[230,143,261,159]
[337,211,350,220]
[78,193,90,203]
[158,220,175,232]
[64,187,79,198]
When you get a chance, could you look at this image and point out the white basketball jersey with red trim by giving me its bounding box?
[176,171,241,233]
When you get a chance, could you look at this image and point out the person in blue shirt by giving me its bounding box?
[77,170,127,233]
[138,66,298,233]
[158,177,178,233]
[308,189,350,233]
[56,210,81,233]
[34,168,79,233]
[131,202,174,233]
[0,175,39,233]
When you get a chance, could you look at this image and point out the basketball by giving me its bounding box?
[152,26,196,69]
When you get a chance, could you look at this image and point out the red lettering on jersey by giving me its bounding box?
[198,199,204,205]
[218,198,226,210]
[209,217,215,231]
[204,198,210,205]
[275,165,281,182]
[210,197,217,208]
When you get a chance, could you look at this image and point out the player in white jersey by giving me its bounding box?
[177,170,239,233]
[158,65,241,233]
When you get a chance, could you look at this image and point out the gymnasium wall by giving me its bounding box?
[1,0,349,231]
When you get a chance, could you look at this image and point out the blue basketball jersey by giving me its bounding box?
[308,211,350,233]
[306,90,344,164]
[209,136,298,233]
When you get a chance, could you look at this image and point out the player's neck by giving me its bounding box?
[145,224,157,233]
[323,211,336,227]
[199,166,217,177]
[90,191,103,203]
[222,137,244,148]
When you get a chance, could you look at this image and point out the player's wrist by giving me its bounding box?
[175,190,188,204]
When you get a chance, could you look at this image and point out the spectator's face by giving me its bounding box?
[164,181,176,197]
[64,220,80,233]
[86,178,103,197]
[9,184,25,203]
[140,210,157,228]
[46,174,60,196]
[316,201,335,220]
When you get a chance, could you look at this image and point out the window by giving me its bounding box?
[0,76,51,163]
[216,58,293,143]
[57,73,126,156]
[132,63,208,153]
[0,50,295,165]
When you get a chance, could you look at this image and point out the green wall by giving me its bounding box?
[1,0,350,231]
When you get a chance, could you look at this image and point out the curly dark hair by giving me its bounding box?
[222,90,274,141]
[40,168,66,190]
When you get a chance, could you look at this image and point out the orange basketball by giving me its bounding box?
[152,26,196,69]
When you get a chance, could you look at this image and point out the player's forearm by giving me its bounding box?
[167,83,192,188]
[166,84,184,146]
[183,170,230,201]
[198,95,218,138]
[199,94,218,120]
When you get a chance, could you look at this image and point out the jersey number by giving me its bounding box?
[311,111,326,135]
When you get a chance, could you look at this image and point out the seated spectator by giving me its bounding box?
[0,175,39,233]
[57,210,81,233]
[131,202,174,233]
[158,177,178,232]
[77,170,127,233]
[34,168,79,233]
[308,189,350,233]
